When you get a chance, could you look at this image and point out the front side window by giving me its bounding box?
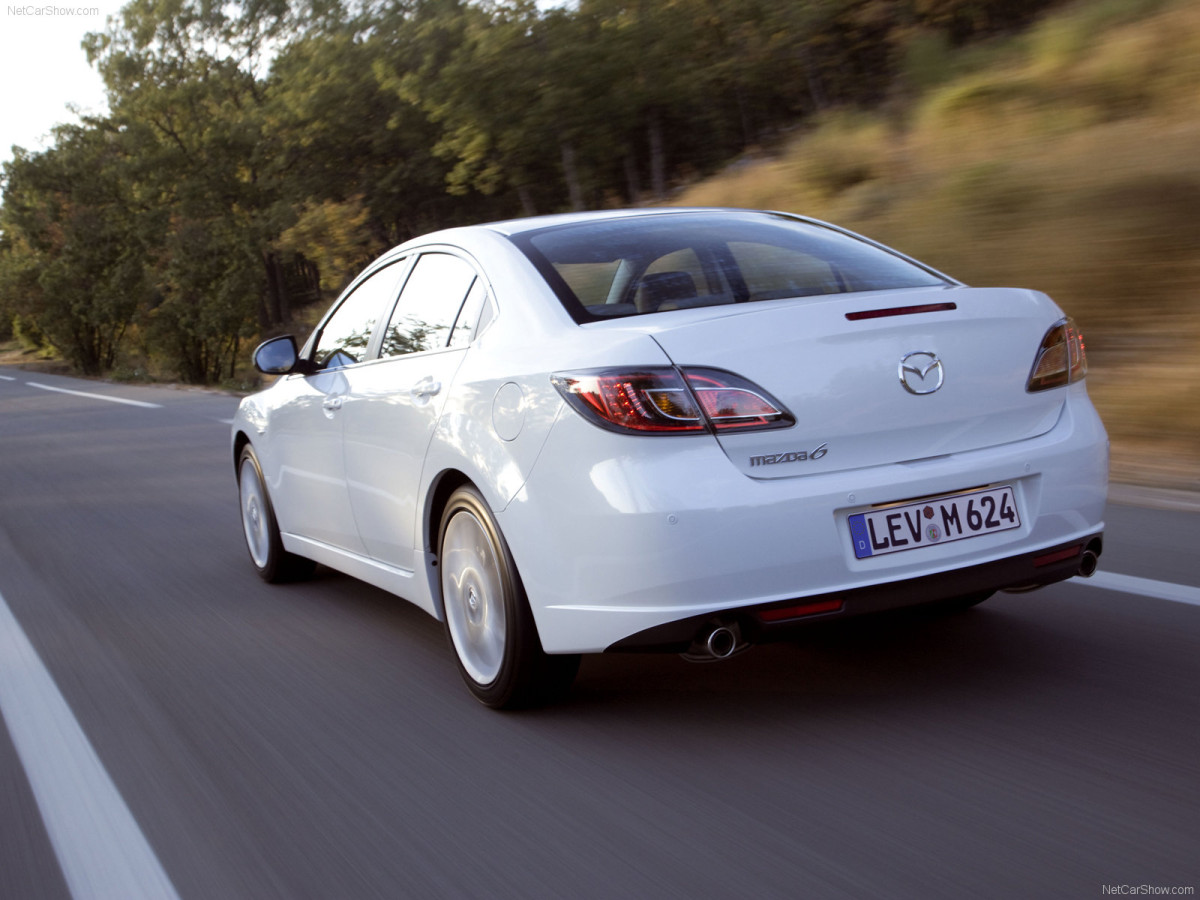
[511,211,951,323]
[312,261,405,369]
[380,253,477,358]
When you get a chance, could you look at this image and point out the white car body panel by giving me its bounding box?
[498,379,1106,652]
[343,346,470,569]
[232,208,1108,663]
[253,368,367,554]
[640,286,1067,477]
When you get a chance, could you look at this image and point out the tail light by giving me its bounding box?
[551,366,795,435]
[1027,317,1088,392]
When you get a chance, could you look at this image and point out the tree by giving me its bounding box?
[81,0,291,379]
[0,124,152,375]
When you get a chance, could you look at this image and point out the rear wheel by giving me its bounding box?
[439,485,579,708]
[237,445,315,583]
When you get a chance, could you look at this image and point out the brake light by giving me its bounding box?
[551,367,794,435]
[684,370,790,430]
[1027,317,1088,392]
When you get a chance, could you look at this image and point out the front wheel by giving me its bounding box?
[439,485,579,709]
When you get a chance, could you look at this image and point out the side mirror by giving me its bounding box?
[252,335,301,375]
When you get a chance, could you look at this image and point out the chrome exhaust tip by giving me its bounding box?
[706,626,738,660]
[681,622,747,662]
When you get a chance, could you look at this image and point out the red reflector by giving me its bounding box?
[846,302,957,321]
[1033,545,1081,568]
[758,599,844,622]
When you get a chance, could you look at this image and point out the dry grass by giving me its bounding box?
[675,0,1200,489]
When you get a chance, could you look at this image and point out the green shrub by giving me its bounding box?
[12,314,51,355]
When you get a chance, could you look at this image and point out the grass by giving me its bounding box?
[674,0,1200,490]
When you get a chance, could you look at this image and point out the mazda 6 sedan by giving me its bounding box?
[232,208,1108,708]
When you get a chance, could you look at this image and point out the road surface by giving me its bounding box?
[1,370,1197,899]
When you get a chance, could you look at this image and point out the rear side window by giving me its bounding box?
[511,211,950,323]
[380,253,477,357]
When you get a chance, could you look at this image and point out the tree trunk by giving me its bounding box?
[517,185,537,217]
[560,140,585,211]
[798,46,828,112]
[624,150,641,206]
[648,111,666,199]
[261,251,282,329]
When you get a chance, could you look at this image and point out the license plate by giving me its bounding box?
[848,486,1020,559]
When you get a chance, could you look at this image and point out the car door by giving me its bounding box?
[267,259,408,553]
[341,251,486,572]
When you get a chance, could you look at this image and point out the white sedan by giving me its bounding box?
[232,209,1108,707]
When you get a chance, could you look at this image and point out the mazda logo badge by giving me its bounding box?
[899,351,944,395]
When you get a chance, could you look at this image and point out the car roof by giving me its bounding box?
[479,207,762,236]
[401,207,793,250]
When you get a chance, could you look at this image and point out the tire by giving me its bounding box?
[237,444,316,583]
[438,485,579,709]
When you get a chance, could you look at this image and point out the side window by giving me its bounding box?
[380,253,477,358]
[448,279,492,348]
[313,261,404,369]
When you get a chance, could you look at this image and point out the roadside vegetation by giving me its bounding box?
[675,0,1200,486]
[1,0,1196,485]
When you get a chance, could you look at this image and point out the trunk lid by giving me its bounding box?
[642,287,1065,479]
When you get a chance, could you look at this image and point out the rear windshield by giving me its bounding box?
[510,211,951,323]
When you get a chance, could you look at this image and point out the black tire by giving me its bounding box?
[237,444,316,583]
[438,485,579,709]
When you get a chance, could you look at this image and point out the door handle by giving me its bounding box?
[411,378,442,399]
[322,396,344,411]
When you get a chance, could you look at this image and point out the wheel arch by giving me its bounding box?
[422,468,475,619]
[232,430,252,474]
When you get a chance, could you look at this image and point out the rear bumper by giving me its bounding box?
[606,533,1103,651]
[498,383,1108,654]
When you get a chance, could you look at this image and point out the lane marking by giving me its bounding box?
[1072,571,1200,607]
[27,382,163,409]
[0,374,17,381]
[0,591,181,900]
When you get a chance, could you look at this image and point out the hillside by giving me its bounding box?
[674,0,1200,489]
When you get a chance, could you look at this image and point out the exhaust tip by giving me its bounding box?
[706,626,737,660]
[681,621,747,662]
[1078,549,1099,578]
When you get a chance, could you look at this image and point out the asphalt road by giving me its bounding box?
[1,370,1197,900]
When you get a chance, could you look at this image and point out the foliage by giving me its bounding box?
[0,124,152,374]
[676,0,1200,485]
[11,315,51,355]
[0,0,1095,383]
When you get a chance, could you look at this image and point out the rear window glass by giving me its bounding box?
[511,212,950,323]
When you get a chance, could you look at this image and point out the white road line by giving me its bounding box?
[1072,571,1200,607]
[27,382,163,409]
[0,592,181,900]
[0,374,17,381]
